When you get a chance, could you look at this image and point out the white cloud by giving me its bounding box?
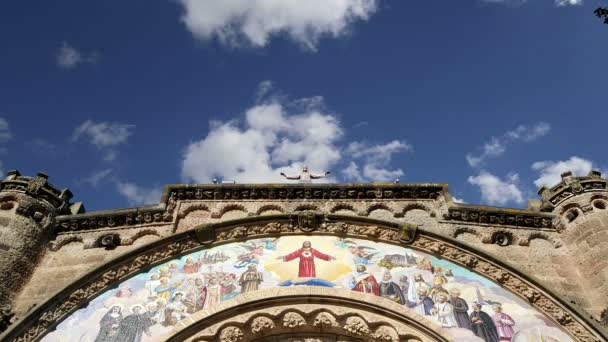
[532,156,600,188]
[0,117,11,175]
[468,171,524,206]
[466,122,551,167]
[181,82,408,184]
[116,181,162,206]
[0,118,12,143]
[555,0,582,6]
[176,0,378,51]
[79,169,114,187]
[482,0,581,6]
[55,42,99,69]
[342,140,410,181]
[72,120,134,161]
[452,196,466,204]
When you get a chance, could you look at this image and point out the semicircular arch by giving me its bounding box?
[2,214,605,342]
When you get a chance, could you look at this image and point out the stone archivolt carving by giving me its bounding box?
[283,312,307,328]
[182,298,426,342]
[219,326,244,342]
[313,312,339,328]
[250,316,275,334]
[343,316,369,336]
[2,219,604,342]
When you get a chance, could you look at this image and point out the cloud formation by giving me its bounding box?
[342,140,410,181]
[55,42,99,69]
[176,0,378,50]
[181,82,407,184]
[466,122,551,167]
[0,117,12,174]
[116,181,162,206]
[554,0,582,6]
[72,120,135,161]
[468,171,524,206]
[481,0,581,6]
[532,156,600,188]
[0,118,11,144]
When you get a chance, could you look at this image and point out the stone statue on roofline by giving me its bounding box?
[280,166,330,183]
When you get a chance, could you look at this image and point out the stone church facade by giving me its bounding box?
[0,170,606,341]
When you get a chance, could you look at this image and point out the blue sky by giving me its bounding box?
[1,0,606,211]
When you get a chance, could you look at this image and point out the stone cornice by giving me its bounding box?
[159,182,447,202]
[445,204,555,229]
[53,182,560,233]
[3,214,605,342]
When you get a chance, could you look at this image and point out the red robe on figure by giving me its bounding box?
[282,248,332,278]
[351,273,380,296]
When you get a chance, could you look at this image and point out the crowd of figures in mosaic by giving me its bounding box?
[44,236,573,342]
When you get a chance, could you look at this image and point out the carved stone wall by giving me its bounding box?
[2,178,608,340]
[1,217,605,342]
[0,172,73,329]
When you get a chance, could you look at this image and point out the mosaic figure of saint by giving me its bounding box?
[154,277,183,300]
[449,288,471,329]
[432,293,458,328]
[181,257,201,274]
[164,292,189,326]
[470,303,500,342]
[95,304,123,342]
[492,304,516,341]
[378,271,406,304]
[145,274,161,299]
[239,264,264,293]
[349,264,380,295]
[428,276,449,303]
[407,287,434,316]
[203,277,221,308]
[276,241,335,278]
[194,278,207,310]
[114,305,155,342]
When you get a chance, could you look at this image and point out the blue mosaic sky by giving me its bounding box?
[1,0,606,211]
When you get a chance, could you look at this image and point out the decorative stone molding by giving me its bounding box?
[445,206,554,229]
[162,184,445,202]
[538,170,607,212]
[0,304,14,333]
[283,312,307,328]
[343,316,370,336]
[312,312,339,328]
[250,316,275,334]
[171,288,443,342]
[219,326,244,342]
[1,215,605,342]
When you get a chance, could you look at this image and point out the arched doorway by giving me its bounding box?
[2,214,604,341]
[162,287,451,341]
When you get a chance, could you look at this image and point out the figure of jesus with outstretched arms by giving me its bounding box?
[280,166,330,183]
[276,241,336,278]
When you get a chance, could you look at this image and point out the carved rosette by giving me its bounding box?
[2,220,604,342]
[373,325,399,342]
[312,312,339,328]
[283,312,307,328]
[219,326,244,342]
[250,316,275,334]
[343,316,370,336]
